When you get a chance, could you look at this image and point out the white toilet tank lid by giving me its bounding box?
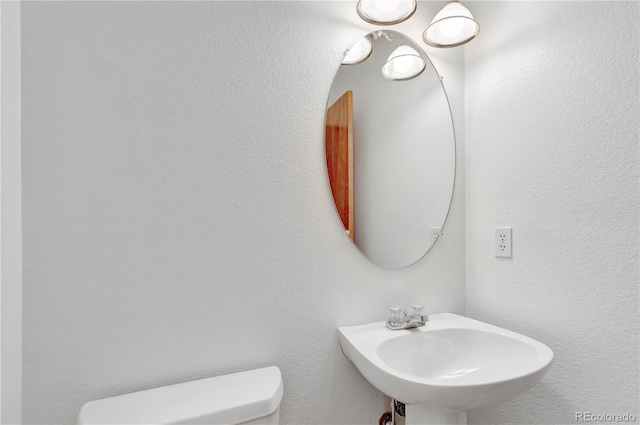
[77,366,283,425]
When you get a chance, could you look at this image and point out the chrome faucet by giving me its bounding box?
[386,305,428,330]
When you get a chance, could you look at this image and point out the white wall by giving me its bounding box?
[20,2,466,423]
[465,2,639,424]
[0,1,22,422]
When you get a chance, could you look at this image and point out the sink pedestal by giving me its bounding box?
[405,404,466,425]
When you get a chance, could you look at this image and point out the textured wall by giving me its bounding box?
[465,2,639,424]
[1,1,23,423]
[21,2,466,423]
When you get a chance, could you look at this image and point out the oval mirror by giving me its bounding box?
[325,30,455,269]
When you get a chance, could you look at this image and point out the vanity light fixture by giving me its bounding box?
[356,0,417,25]
[423,0,480,48]
[342,37,373,65]
[381,45,426,81]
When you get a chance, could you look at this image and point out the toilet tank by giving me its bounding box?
[77,366,283,425]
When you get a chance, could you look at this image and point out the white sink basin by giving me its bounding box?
[338,313,552,423]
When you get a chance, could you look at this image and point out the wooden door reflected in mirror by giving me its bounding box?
[326,90,354,241]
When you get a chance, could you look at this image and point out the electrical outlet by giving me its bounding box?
[430,227,442,243]
[495,227,512,258]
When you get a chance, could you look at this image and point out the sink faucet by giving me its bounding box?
[386,305,428,330]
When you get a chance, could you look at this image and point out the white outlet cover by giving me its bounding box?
[495,227,512,258]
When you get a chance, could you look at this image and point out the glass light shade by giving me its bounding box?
[342,37,373,65]
[381,45,426,81]
[357,0,417,25]
[423,1,480,48]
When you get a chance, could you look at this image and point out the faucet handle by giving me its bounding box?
[412,305,428,322]
[389,307,402,325]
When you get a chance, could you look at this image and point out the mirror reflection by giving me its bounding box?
[325,31,455,269]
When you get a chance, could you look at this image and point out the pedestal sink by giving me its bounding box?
[338,313,553,425]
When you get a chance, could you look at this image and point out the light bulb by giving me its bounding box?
[373,0,400,14]
[439,17,464,38]
[391,56,412,74]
